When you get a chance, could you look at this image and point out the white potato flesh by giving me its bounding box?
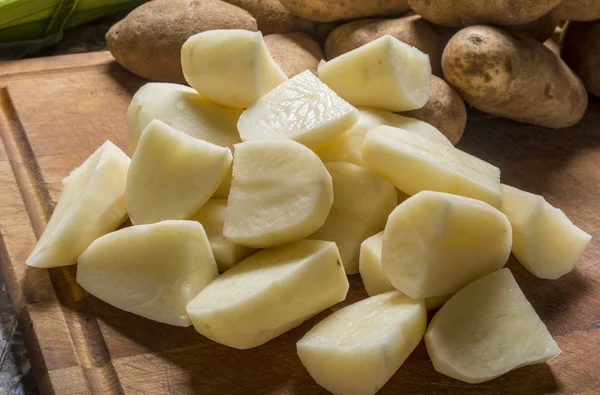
[126,120,232,225]
[382,191,512,299]
[181,29,287,108]
[310,162,397,274]
[126,82,242,156]
[362,126,502,207]
[224,139,333,248]
[359,108,452,146]
[501,184,591,279]
[313,108,451,167]
[318,35,431,112]
[297,291,426,395]
[359,232,450,310]
[425,268,560,384]
[126,83,241,197]
[190,199,256,272]
[27,141,129,268]
[77,220,218,327]
[237,70,359,147]
[187,240,349,349]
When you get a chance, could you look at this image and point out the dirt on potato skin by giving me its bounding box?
[442,25,588,129]
[106,0,258,83]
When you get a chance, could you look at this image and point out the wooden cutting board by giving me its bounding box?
[0,51,599,395]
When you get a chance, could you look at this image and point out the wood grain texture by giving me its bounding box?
[0,51,599,395]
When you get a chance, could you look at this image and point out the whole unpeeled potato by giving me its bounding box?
[401,76,467,145]
[324,15,454,76]
[551,0,600,22]
[561,20,600,97]
[442,26,588,129]
[222,0,314,35]
[106,0,258,82]
[408,0,564,27]
[264,33,323,77]
[278,0,410,22]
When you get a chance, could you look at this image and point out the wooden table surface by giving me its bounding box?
[0,51,598,394]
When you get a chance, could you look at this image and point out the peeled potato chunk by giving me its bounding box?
[500,184,591,279]
[382,191,512,299]
[297,291,426,395]
[425,268,560,384]
[181,29,287,108]
[126,83,240,197]
[362,126,502,207]
[237,70,359,147]
[310,162,397,274]
[314,108,451,167]
[318,35,431,112]
[359,232,450,310]
[126,82,242,156]
[126,120,232,225]
[190,199,256,272]
[27,141,129,268]
[77,220,218,327]
[224,139,333,248]
[187,240,349,349]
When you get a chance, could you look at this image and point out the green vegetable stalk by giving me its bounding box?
[0,0,146,59]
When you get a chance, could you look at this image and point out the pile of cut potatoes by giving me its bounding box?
[27,29,591,394]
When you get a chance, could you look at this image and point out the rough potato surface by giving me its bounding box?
[265,33,323,77]
[442,26,587,128]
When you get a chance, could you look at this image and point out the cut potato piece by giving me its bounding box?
[359,232,450,310]
[297,291,426,395]
[237,70,359,147]
[313,107,451,166]
[382,191,512,299]
[310,162,397,274]
[362,126,502,207]
[187,240,349,349]
[181,29,287,108]
[318,35,431,112]
[190,199,256,272]
[27,141,130,268]
[77,220,218,327]
[425,268,560,383]
[126,120,232,225]
[359,108,452,146]
[500,184,591,279]
[126,82,242,156]
[224,139,333,248]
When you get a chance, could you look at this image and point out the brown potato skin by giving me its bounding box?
[264,33,323,77]
[442,25,588,129]
[408,0,564,27]
[508,13,557,41]
[561,21,600,97]
[106,0,258,82]
[551,0,600,22]
[278,0,410,22]
[401,76,467,145]
[324,15,455,76]
[222,0,314,35]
